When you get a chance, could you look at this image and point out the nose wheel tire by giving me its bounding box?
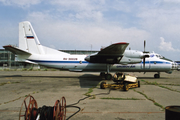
[154,74,160,78]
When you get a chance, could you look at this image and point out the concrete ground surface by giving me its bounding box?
[0,70,180,120]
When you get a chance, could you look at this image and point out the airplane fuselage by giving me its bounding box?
[20,50,176,74]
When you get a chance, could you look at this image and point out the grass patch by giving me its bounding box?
[0,82,7,86]
[101,97,144,100]
[3,97,22,104]
[3,68,10,71]
[143,80,180,86]
[84,87,94,97]
[143,80,180,93]
[154,102,164,109]
[159,85,180,93]
[134,90,164,110]
[145,81,159,85]
[89,95,96,99]
[28,67,33,71]
[166,84,180,86]
[43,68,48,71]
[51,69,57,71]
[22,68,27,71]
[1,92,39,106]
[0,81,20,86]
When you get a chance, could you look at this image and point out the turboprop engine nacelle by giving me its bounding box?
[124,50,144,58]
[119,50,149,65]
[119,56,142,65]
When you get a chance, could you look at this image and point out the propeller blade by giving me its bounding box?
[143,57,145,69]
[144,40,146,52]
[143,58,145,69]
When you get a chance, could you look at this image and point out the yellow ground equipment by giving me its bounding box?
[100,72,140,91]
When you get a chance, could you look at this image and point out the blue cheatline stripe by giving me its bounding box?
[27,59,89,64]
[28,59,171,65]
[141,61,171,64]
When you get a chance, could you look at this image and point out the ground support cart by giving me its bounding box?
[100,72,140,91]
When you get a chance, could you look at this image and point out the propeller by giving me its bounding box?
[143,40,149,53]
[144,40,146,52]
[142,40,150,69]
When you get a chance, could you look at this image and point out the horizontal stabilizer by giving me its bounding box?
[3,45,31,55]
[25,60,38,64]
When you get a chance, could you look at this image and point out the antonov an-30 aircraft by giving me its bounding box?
[3,21,179,79]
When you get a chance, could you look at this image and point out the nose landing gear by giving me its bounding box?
[154,72,160,78]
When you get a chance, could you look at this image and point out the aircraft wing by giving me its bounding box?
[85,42,129,64]
[3,45,31,55]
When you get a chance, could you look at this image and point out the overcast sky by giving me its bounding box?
[0,0,180,60]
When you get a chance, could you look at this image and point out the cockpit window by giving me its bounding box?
[151,53,172,62]
[155,54,164,58]
[150,54,154,57]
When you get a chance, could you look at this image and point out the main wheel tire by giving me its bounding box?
[123,83,129,91]
[105,74,112,80]
[100,72,105,77]
[100,82,106,89]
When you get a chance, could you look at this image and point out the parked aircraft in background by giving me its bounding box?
[3,21,179,79]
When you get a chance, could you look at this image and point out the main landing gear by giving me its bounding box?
[100,64,113,80]
[154,72,160,78]
[100,72,112,80]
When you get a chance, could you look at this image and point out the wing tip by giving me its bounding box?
[114,42,129,45]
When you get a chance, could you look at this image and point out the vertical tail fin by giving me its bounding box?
[19,21,45,54]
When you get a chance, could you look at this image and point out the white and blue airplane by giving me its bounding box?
[3,21,179,79]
